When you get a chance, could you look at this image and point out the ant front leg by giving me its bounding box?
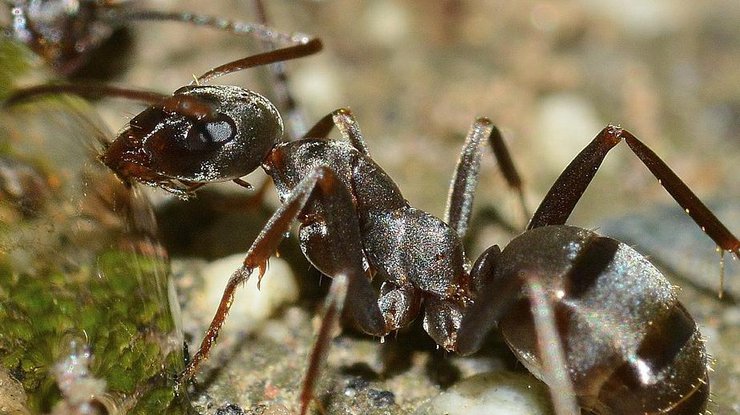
[303,108,371,156]
[300,272,349,415]
[179,166,386,412]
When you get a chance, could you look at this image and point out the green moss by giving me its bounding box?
[0,40,31,100]
[0,37,190,413]
[0,250,189,413]
[3,319,33,343]
[130,383,184,415]
[0,348,23,369]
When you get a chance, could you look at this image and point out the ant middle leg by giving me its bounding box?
[445,119,529,240]
[527,125,739,256]
[523,275,580,415]
[457,252,582,415]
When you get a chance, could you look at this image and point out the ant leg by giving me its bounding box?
[250,0,308,139]
[445,119,528,240]
[299,274,348,415]
[456,245,509,355]
[445,118,492,239]
[180,166,385,381]
[489,126,530,222]
[459,259,584,415]
[528,125,739,257]
[303,108,371,156]
[302,111,337,139]
[528,126,738,295]
[524,276,580,415]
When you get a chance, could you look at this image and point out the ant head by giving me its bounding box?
[101,85,283,193]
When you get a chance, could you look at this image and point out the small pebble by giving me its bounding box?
[344,376,370,397]
[367,389,396,407]
[202,254,298,334]
[414,371,552,415]
[215,402,244,415]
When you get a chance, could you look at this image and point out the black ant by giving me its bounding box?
[3,0,296,75]
[3,0,311,138]
[4,0,115,76]
[6,35,739,415]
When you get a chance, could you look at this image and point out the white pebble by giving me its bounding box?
[203,254,298,334]
[536,93,604,169]
[414,371,552,415]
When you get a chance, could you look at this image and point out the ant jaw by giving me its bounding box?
[99,136,201,199]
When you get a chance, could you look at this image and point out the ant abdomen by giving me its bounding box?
[495,225,709,414]
[102,85,282,189]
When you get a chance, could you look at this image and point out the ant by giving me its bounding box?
[6,35,739,415]
[3,0,310,138]
[3,0,300,76]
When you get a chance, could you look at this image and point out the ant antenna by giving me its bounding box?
[194,38,322,84]
[92,7,323,84]
[250,0,309,139]
[3,9,322,108]
[3,37,322,108]
[3,84,169,107]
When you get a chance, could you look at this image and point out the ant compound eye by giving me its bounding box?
[202,115,236,144]
[186,113,237,151]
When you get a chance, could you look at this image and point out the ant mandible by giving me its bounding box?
[6,33,739,415]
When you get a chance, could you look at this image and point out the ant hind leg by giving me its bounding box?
[527,125,738,255]
[527,125,739,295]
